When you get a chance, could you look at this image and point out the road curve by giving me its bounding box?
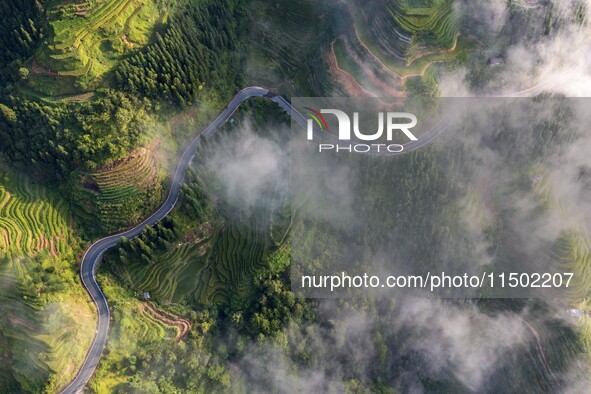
[60,86,448,393]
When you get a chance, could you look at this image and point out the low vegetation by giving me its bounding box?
[0,171,71,258]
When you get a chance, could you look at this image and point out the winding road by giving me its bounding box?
[59,86,455,393]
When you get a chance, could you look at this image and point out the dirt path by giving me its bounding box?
[522,319,559,384]
[407,32,460,65]
[31,60,59,77]
[327,41,375,97]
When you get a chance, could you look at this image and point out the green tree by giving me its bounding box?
[0,104,16,124]
[18,67,29,80]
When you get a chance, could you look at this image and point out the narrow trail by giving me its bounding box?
[522,319,560,384]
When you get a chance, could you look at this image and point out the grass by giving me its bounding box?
[0,165,95,393]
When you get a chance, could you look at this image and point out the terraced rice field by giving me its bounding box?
[82,145,163,232]
[128,234,211,303]
[203,219,270,304]
[89,274,184,391]
[33,0,159,86]
[344,0,473,79]
[553,230,591,299]
[0,170,72,260]
[331,37,404,97]
[93,146,157,198]
[0,259,94,393]
[0,168,94,393]
[138,302,191,342]
[120,203,275,307]
[390,0,458,52]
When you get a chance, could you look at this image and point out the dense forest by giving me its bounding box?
[0,91,150,180]
[0,0,43,85]
[115,1,242,107]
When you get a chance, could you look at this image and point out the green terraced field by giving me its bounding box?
[31,0,161,93]
[553,230,591,300]
[0,258,94,393]
[203,218,270,305]
[390,0,458,51]
[90,273,175,392]
[93,146,158,198]
[0,167,94,393]
[0,169,72,259]
[118,215,272,307]
[348,0,472,78]
[115,196,279,308]
[73,145,165,234]
[129,237,211,303]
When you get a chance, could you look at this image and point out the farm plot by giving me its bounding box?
[79,145,164,233]
[553,230,591,299]
[32,0,159,90]
[347,0,473,78]
[117,204,276,307]
[130,238,210,304]
[197,204,274,306]
[0,169,71,260]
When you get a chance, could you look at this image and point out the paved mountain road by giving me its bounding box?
[61,87,277,394]
[59,86,498,393]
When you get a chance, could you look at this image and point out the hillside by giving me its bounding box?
[30,0,161,95]
[71,141,166,234]
[325,0,474,96]
[0,167,94,393]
